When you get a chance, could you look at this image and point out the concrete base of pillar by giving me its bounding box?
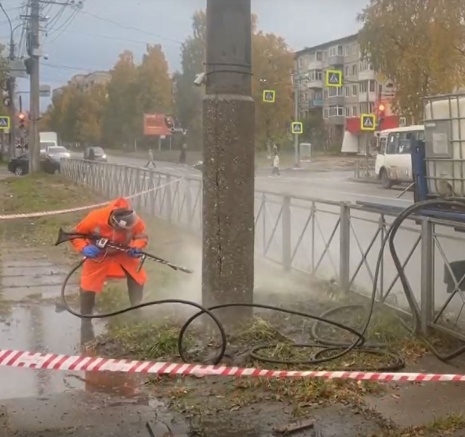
[202,94,255,326]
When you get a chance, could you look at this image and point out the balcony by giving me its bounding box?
[327,54,345,67]
[327,95,345,106]
[327,115,345,125]
[358,91,377,103]
[306,79,323,89]
[358,69,375,81]
[309,99,324,108]
[307,59,324,70]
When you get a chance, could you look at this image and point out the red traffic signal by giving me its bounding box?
[18,113,26,128]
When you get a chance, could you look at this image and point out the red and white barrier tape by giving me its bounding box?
[0,178,182,220]
[0,349,464,382]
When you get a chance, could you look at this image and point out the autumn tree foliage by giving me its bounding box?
[175,11,294,149]
[42,45,173,146]
[358,0,465,122]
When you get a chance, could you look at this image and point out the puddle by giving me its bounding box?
[0,304,106,400]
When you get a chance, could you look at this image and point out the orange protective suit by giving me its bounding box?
[71,197,148,293]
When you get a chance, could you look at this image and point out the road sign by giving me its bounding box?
[325,69,342,87]
[0,116,10,130]
[361,114,376,131]
[291,122,303,134]
[39,85,51,98]
[263,90,275,103]
[8,60,27,79]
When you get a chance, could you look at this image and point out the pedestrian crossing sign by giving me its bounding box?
[0,116,10,130]
[291,122,303,134]
[360,113,376,131]
[263,90,276,103]
[325,69,342,87]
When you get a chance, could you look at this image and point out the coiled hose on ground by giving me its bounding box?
[58,199,465,370]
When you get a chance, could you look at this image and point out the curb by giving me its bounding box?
[348,177,380,185]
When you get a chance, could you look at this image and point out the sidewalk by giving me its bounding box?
[0,243,189,436]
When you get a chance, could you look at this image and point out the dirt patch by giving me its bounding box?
[89,280,451,436]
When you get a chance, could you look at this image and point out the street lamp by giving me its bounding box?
[293,72,309,168]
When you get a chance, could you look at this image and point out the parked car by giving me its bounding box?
[83,146,107,162]
[46,145,70,163]
[7,153,60,176]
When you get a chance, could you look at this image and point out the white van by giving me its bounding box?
[374,125,424,188]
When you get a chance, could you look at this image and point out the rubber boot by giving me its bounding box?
[80,290,96,346]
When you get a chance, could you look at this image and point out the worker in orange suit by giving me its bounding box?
[70,197,148,317]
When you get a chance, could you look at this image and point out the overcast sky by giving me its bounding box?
[0,0,368,109]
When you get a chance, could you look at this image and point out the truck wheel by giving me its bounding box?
[380,169,393,189]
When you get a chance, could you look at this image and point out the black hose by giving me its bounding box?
[59,198,465,370]
[388,199,465,361]
[59,258,402,370]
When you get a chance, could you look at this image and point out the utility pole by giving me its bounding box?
[7,30,15,159]
[293,73,300,168]
[202,0,255,326]
[28,0,41,172]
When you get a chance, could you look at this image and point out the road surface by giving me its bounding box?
[74,152,413,208]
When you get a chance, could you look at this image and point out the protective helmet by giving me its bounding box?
[109,208,137,230]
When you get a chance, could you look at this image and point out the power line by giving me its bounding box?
[45,8,78,43]
[41,61,104,72]
[80,10,182,45]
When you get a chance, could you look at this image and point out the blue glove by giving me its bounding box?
[82,245,101,258]
[127,248,143,258]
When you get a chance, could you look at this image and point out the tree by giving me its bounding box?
[101,50,140,147]
[358,0,465,122]
[137,44,173,114]
[175,11,293,149]
[174,11,206,149]
[252,31,293,149]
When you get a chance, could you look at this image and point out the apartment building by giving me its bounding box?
[295,34,397,147]
[69,71,111,90]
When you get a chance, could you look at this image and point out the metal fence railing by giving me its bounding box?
[61,159,465,340]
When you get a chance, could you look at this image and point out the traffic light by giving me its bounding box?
[378,103,385,127]
[18,113,26,129]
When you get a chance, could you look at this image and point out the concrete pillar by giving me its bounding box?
[202,0,255,325]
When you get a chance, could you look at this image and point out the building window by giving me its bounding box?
[345,66,349,76]
[316,51,322,61]
[345,107,350,117]
[369,80,375,92]
[352,106,358,116]
[338,45,343,55]
[345,86,350,97]
[329,106,344,116]
[315,91,323,100]
[323,89,329,99]
[323,50,328,60]
[345,45,350,56]
[360,81,368,93]
[328,86,343,97]
[352,84,357,96]
[352,64,357,75]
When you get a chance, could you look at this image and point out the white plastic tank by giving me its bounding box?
[423,93,465,197]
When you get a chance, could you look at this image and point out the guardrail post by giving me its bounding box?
[282,196,292,271]
[165,175,173,223]
[185,179,192,229]
[420,218,434,335]
[339,203,350,292]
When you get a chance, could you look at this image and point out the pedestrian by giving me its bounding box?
[145,148,156,168]
[272,152,280,176]
[179,142,187,164]
[69,197,148,322]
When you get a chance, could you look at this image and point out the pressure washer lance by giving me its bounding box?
[54,227,193,313]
